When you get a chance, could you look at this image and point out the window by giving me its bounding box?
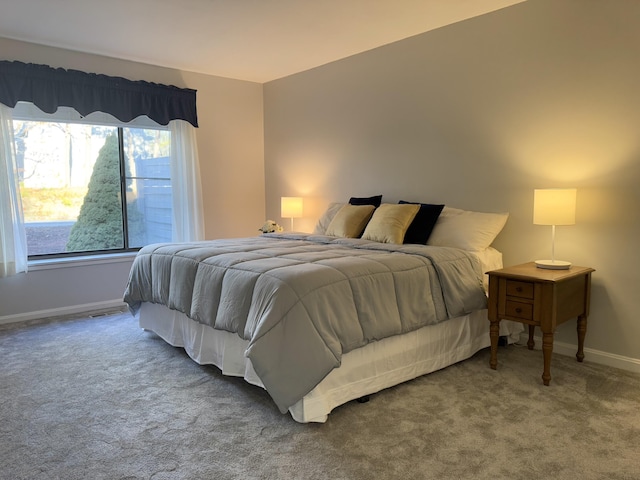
[0,62,202,277]
[14,119,172,258]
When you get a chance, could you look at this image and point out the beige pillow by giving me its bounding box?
[325,204,375,238]
[361,203,420,244]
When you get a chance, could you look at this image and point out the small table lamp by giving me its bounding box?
[533,188,576,269]
[281,197,303,231]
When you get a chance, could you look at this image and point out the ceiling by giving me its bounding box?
[0,0,525,83]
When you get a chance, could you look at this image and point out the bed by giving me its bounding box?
[124,202,522,423]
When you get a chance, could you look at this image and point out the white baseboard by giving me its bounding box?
[520,333,640,375]
[0,299,128,326]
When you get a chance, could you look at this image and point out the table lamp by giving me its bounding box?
[533,188,576,269]
[281,197,303,231]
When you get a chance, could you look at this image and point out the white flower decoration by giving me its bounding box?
[259,220,283,233]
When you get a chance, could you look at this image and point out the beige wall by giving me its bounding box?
[264,0,640,363]
[0,37,265,319]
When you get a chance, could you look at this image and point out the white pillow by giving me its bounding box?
[427,207,509,251]
[312,202,345,235]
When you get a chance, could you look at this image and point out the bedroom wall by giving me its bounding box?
[264,0,640,367]
[0,37,265,321]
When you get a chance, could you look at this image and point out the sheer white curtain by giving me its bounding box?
[169,120,205,242]
[0,103,28,277]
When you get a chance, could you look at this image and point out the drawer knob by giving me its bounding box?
[516,287,523,292]
[516,307,522,313]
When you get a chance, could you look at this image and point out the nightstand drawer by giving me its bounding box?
[506,280,534,299]
[505,300,533,320]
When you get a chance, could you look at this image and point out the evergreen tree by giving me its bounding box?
[66,133,143,252]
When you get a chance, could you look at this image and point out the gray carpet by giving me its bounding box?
[1,312,639,480]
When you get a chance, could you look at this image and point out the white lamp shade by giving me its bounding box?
[533,189,576,226]
[281,197,303,218]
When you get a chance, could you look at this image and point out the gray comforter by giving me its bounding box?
[123,233,488,413]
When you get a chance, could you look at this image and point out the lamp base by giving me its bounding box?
[535,259,572,270]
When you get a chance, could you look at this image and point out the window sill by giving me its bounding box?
[28,252,138,271]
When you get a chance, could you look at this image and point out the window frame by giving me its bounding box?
[13,111,172,260]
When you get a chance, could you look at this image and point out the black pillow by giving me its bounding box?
[399,201,445,244]
[349,195,383,207]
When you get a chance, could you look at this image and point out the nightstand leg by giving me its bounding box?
[542,332,554,386]
[489,320,500,370]
[527,325,535,350]
[576,314,587,363]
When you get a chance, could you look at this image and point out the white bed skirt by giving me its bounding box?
[138,302,522,423]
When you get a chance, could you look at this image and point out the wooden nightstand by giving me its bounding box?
[487,262,594,385]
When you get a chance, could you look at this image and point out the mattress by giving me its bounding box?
[124,234,496,412]
[134,246,521,422]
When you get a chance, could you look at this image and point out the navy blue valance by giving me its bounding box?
[0,60,198,127]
